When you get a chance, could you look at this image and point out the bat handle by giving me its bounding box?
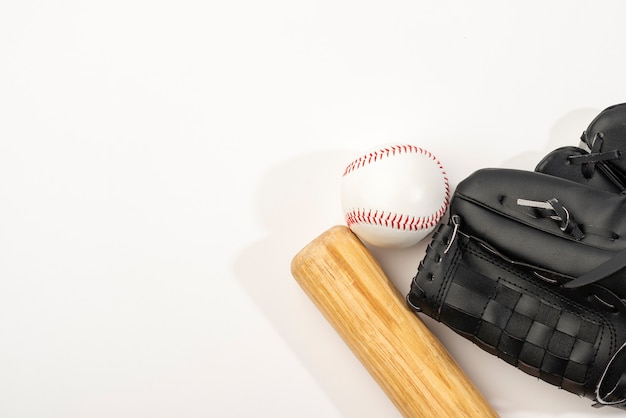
[291,225,498,418]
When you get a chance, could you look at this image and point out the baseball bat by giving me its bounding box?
[291,225,498,418]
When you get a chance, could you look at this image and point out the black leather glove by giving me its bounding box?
[536,103,626,192]
[407,168,626,409]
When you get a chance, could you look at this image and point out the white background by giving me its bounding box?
[1,1,626,417]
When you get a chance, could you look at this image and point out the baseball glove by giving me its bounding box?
[406,168,626,408]
[536,103,626,192]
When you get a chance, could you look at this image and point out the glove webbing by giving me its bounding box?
[407,221,624,405]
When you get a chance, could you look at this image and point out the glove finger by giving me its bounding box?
[579,103,626,185]
[535,146,626,193]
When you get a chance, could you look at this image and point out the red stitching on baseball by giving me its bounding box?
[343,144,437,176]
[345,202,448,232]
[343,144,451,231]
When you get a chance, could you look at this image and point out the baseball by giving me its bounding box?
[341,144,450,248]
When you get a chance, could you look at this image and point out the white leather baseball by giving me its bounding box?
[341,144,450,248]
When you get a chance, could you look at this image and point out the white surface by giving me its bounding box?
[1,1,626,417]
[341,144,449,248]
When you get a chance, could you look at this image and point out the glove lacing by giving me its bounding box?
[570,132,622,179]
[595,342,626,408]
[516,198,585,240]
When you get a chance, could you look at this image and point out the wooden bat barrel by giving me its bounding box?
[291,225,498,418]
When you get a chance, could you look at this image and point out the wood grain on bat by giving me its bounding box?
[291,225,497,418]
